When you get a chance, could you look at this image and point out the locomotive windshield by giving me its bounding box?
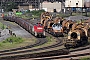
[52,23,62,30]
[36,23,43,26]
[52,23,61,27]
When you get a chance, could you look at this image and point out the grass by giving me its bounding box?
[57,13,71,18]
[0,22,7,29]
[30,36,65,53]
[46,36,52,42]
[15,10,45,19]
[22,15,38,19]
[0,37,36,50]
[34,36,57,48]
[2,36,24,43]
[57,12,90,18]
[72,12,90,17]
[15,11,90,20]
[80,57,90,60]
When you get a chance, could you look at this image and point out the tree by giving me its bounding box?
[2,2,18,12]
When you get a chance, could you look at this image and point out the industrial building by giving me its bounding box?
[1,0,89,12]
[65,0,84,7]
[0,0,64,8]
[40,1,62,12]
[0,0,65,12]
[64,0,90,12]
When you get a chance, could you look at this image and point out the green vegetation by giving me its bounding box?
[2,36,23,44]
[46,36,52,42]
[58,13,71,17]
[16,12,22,16]
[72,12,90,17]
[80,57,90,60]
[28,10,45,17]
[41,36,56,46]
[0,37,36,50]
[57,12,90,18]
[0,22,7,29]
[34,36,57,48]
[2,2,18,11]
[16,10,45,19]
[15,10,90,19]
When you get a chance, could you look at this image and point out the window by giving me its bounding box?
[76,3,78,5]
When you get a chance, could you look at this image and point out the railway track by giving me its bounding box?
[0,17,66,59]
[0,45,90,60]
[20,45,90,60]
[17,15,90,60]
[0,33,64,57]
[0,41,89,60]
[0,17,90,60]
[0,18,47,52]
[34,51,90,60]
[0,22,65,60]
[0,38,47,52]
[0,35,66,60]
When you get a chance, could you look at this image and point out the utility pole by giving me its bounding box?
[61,0,63,13]
[38,0,40,10]
[40,0,43,10]
[62,0,65,13]
[35,0,36,10]
[81,0,84,20]
[1,0,2,13]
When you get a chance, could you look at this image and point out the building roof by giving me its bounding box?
[19,3,30,6]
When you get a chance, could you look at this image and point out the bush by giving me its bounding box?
[80,58,90,60]
[0,22,7,29]
[3,36,23,44]
[46,36,52,42]
[30,10,45,17]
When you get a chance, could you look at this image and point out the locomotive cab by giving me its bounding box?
[64,29,88,48]
[33,23,45,37]
[52,23,63,36]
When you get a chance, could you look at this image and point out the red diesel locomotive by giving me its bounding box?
[3,16,45,37]
[32,23,45,37]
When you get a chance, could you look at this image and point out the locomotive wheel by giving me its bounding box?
[64,44,70,49]
[46,29,49,33]
[35,31,37,37]
[43,31,45,36]
[76,43,80,47]
[54,33,56,37]
[46,29,48,32]
[80,37,87,46]
[48,29,51,33]
[50,31,53,35]
[66,46,70,49]
[64,30,68,34]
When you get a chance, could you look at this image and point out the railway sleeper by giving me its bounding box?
[0,49,69,59]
